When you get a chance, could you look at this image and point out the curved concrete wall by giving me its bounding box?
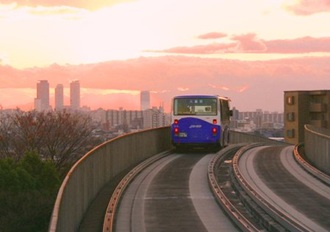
[49,127,289,231]
[229,130,286,145]
[304,124,330,175]
[49,127,172,232]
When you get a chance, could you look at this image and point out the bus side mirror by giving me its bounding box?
[229,110,233,116]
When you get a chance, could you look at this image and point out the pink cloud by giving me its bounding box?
[208,84,230,91]
[151,43,237,54]
[177,87,189,92]
[151,34,330,54]
[236,85,249,93]
[1,56,330,112]
[266,36,330,53]
[230,33,267,52]
[283,0,330,15]
[197,32,227,40]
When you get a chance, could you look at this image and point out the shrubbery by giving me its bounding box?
[0,152,60,232]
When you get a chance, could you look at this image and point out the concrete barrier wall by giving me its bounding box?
[49,127,288,231]
[229,130,286,145]
[304,124,330,175]
[49,127,172,232]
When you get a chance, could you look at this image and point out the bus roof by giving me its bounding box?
[173,94,230,101]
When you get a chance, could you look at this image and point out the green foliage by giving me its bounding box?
[0,152,60,232]
[0,110,96,231]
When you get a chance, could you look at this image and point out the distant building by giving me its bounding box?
[55,84,64,111]
[232,109,283,131]
[140,91,150,111]
[284,90,330,144]
[35,80,50,111]
[143,107,167,129]
[89,107,169,132]
[70,80,80,110]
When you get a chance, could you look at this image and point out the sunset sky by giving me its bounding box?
[1,0,330,111]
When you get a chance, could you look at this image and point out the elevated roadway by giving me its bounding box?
[237,145,330,231]
[113,152,238,232]
[103,144,330,231]
[49,128,330,231]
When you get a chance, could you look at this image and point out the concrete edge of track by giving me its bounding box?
[102,150,173,232]
[208,144,261,232]
[232,143,310,232]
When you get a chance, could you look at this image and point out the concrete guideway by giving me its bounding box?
[112,152,238,232]
[238,145,330,231]
[189,153,238,231]
[50,128,329,231]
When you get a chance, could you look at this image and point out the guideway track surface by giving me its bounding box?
[103,151,172,231]
[208,144,265,232]
[236,144,330,231]
[105,150,238,232]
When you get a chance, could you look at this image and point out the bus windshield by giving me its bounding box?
[173,97,217,116]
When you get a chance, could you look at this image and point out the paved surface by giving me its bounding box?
[115,152,238,232]
[239,145,330,231]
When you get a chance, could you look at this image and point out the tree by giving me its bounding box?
[0,112,15,159]
[0,152,60,232]
[0,110,95,175]
[0,109,97,231]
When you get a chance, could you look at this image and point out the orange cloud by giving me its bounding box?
[283,0,330,15]
[27,5,85,16]
[1,0,135,10]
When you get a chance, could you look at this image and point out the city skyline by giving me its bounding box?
[1,1,330,112]
[1,56,329,112]
[33,80,81,111]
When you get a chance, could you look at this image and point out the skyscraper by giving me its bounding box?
[35,80,50,111]
[55,84,64,111]
[70,80,80,110]
[140,91,150,111]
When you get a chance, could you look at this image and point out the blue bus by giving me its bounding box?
[171,95,232,150]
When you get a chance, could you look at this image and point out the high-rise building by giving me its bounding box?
[140,91,150,111]
[35,80,50,111]
[55,84,64,111]
[284,90,330,144]
[143,107,167,129]
[70,80,80,110]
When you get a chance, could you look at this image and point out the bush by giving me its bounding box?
[0,152,60,232]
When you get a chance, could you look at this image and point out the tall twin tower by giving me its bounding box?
[35,80,80,111]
